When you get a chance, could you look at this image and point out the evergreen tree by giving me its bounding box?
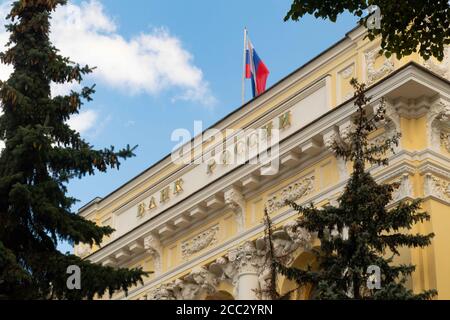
[273,79,437,300]
[0,0,148,299]
[285,1,450,61]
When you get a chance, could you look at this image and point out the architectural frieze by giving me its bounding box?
[265,176,315,214]
[428,98,450,151]
[390,173,414,203]
[365,47,395,85]
[424,173,450,204]
[144,220,312,300]
[423,46,450,79]
[441,131,450,153]
[181,225,220,260]
[78,66,450,300]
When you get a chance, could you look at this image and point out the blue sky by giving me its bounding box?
[0,0,359,252]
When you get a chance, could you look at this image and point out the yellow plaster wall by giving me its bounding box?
[422,199,450,299]
[400,116,428,151]
[76,29,450,300]
[82,34,424,249]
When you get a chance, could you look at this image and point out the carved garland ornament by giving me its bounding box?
[365,48,395,85]
[424,173,450,203]
[211,221,313,299]
[441,131,450,152]
[181,225,220,260]
[146,266,219,300]
[390,174,414,203]
[428,99,450,151]
[146,221,313,300]
[423,46,450,79]
[265,176,315,214]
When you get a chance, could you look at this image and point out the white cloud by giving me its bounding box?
[50,81,82,98]
[0,0,215,106]
[66,110,98,135]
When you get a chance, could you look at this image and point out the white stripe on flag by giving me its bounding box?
[247,38,257,90]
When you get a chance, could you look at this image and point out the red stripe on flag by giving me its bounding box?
[255,60,269,95]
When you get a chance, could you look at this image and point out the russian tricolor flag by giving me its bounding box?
[245,37,269,98]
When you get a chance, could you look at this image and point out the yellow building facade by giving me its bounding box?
[75,25,450,300]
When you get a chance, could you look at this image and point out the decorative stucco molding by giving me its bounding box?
[384,101,402,145]
[181,225,220,260]
[391,173,414,203]
[147,266,219,300]
[441,131,450,152]
[265,176,315,214]
[323,129,338,151]
[210,221,312,299]
[144,234,163,275]
[145,220,312,300]
[365,47,395,85]
[224,187,245,233]
[341,64,354,79]
[323,128,349,181]
[146,283,176,300]
[428,98,450,151]
[424,173,450,203]
[364,100,402,157]
[228,241,264,274]
[423,46,450,79]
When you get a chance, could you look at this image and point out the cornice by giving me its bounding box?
[88,146,449,265]
[83,65,450,264]
[117,156,445,301]
[79,27,366,217]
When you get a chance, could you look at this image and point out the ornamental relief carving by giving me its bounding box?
[363,102,401,158]
[390,174,414,204]
[369,131,398,157]
[181,225,220,260]
[428,99,450,151]
[424,173,450,203]
[441,131,450,153]
[265,176,315,214]
[365,47,395,85]
[339,64,355,102]
[209,222,312,299]
[147,266,219,300]
[341,64,354,79]
[423,46,450,79]
[144,234,163,275]
[224,187,245,233]
[145,220,313,300]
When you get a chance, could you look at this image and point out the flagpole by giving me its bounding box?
[241,27,247,105]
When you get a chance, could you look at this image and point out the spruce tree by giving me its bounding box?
[274,79,437,300]
[0,0,148,299]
